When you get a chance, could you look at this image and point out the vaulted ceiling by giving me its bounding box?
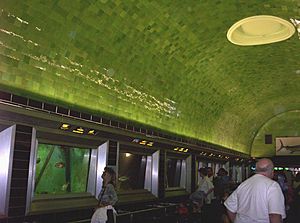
[0,0,299,156]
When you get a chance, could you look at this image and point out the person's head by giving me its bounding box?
[255,158,274,179]
[101,167,116,187]
[217,168,227,176]
[198,167,207,177]
[277,172,286,183]
[206,167,213,177]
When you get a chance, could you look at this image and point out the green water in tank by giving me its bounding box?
[34,144,90,195]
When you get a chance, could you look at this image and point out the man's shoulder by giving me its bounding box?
[256,174,278,185]
[251,174,274,182]
[238,174,275,188]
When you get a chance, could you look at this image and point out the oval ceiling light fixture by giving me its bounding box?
[227,15,295,46]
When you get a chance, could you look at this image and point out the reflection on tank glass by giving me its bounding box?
[118,152,147,192]
[166,158,183,188]
[34,144,91,195]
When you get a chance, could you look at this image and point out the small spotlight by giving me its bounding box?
[60,123,70,130]
[125,153,131,157]
[88,129,95,135]
[139,140,147,145]
[184,148,189,152]
[73,127,84,134]
[147,142,154,147]
[174,147,179,151]
[179,147,184,152]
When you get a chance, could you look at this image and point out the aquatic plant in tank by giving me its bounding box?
[34,143,91,195]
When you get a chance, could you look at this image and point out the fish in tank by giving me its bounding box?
[55,162,65,168]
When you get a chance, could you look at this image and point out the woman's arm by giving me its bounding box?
[109,184,118,205]
[102,184,118,205]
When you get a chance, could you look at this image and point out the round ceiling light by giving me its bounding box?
[227,15,295,46]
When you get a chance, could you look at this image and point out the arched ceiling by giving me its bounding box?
[0,0,299,155]
[252,110,300,157]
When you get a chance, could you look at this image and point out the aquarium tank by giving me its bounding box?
[34,143,91,195]
[118,151,147,192]
[166,157,185,188]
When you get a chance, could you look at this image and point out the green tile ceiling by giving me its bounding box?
[252,110,300,157]
[0,0,299,156]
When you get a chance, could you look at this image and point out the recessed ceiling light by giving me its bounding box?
[146,142,154,146]
[139,140,147,145]
[227,15,295,46]
[72,127,84,134]
[60,123,70,130]
[125,153,131,157]
[88,129,95,135]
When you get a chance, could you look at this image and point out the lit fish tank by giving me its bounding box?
[34,143,91,195]
[118,151,147,192]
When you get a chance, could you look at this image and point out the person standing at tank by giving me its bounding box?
[189,168,214,213]
[91,167,118,223]
[202,167,216,222]
[224,158,286,223]
[214,168,231,201]
[206,167,214,183]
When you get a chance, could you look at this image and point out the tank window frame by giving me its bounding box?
[117,144,159,203]
[165,151,191,197]
[0,125,16,217]
[25,128,107,215]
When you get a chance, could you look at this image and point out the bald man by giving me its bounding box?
[224,158,286,223]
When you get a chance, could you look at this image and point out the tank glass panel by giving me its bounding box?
[118,151,147,192]
[166,158,184,188]
[34,143,91,195]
